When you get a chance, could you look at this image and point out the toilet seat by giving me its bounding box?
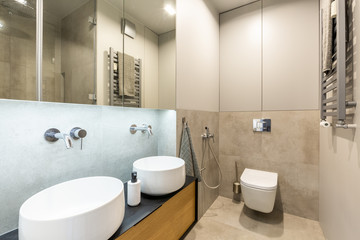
[240,168,277,191]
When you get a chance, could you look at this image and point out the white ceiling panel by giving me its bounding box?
[107,0,176,35]
[208,0,259,13]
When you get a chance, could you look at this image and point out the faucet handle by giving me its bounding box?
[70,127,87,150]
[70,127,87,140]
[129,124,153,137]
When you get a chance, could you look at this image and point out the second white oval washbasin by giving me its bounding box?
[19,176,125,240]
[133,156,186,196]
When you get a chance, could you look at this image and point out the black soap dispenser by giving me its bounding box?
[127,171,141,206]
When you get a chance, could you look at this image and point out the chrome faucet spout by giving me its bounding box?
[147,125,153,136]
[54,133,73,149]
[44,128,73,149]
[129,124,153,137]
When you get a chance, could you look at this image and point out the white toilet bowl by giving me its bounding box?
[240,168,278,213]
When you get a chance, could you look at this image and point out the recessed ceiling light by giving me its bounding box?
[15,0,27,5]
[164,5,176,16]
[0,23,3,29]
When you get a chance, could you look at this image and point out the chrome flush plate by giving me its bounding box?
[253,119,271,132]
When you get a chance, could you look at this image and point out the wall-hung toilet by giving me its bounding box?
[240,168,278,213]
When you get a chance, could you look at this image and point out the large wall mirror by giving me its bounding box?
[0,0,176,109]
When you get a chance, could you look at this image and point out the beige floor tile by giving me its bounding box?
[185,196,325,240]
[186,218,267,240]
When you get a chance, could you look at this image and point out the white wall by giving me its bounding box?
[176,0,220,112]
[319,1,360,239]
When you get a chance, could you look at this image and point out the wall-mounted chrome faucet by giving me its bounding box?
[70,127,87,139]
[44,128,73,149]
[70,127,87,150]
[130,124,153,137]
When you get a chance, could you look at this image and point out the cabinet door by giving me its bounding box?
[116,181,196,240]
[262,0,319,110]
[220,1,262,112]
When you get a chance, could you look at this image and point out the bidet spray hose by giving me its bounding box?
[200,136,222,189]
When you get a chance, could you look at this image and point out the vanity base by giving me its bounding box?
[117,181,196,240]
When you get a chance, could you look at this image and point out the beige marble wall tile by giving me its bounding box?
[10,37,27,66]
[0,62,11,99]
[64,70,73,103]
[219,111,319,220]
[10,64,26,100]
[220,111,263,159]
[25,43,36,70]
[261,111,319,166]
[42,76,56,102]
[176,109,220,218]
[0,33,10,62]
[54,73,64,102]
[25,66,36,101]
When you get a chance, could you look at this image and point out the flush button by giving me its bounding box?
[253,119,271,132]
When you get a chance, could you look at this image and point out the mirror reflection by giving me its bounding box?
[0,0,36,100]
[124,0,176,109]
[43,0,96,104]
[0,0,176,109]
[100,0,176,109]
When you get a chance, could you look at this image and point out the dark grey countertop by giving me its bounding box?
[0,176,196,240]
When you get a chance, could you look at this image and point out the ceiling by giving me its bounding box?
[107,0,176,35]
[208,0,259,13]
[44,0,175,35]
[42,0,254,33]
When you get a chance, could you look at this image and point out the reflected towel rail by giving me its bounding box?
[109,47,141,108]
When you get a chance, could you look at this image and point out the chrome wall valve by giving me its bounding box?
[70,127,87,150]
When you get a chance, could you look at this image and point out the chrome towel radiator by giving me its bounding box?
[320,0,356,129]
[109,47,141,108]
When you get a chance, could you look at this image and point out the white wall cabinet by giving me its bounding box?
[220,0,319,112]
[262,0,319,111]
[220,1,262,112]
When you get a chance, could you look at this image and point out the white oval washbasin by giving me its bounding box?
[133,156,186,196]
[19,176,125,240]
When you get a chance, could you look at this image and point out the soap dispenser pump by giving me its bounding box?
[127,171,141,206]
